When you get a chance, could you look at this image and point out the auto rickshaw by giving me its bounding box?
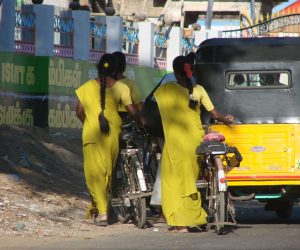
[194,37,300,218]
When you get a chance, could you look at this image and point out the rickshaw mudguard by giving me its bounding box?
[209,124,300,187]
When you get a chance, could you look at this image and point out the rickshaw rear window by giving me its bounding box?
[226,71,291,89]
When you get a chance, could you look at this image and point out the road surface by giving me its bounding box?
[1,201,299,249]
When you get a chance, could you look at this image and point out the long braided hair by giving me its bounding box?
[173,55,198,109]
[97,53,117,135]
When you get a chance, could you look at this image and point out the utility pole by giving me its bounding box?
[205,0,214,30]
[180,0,185,29]
[250,0,256,25]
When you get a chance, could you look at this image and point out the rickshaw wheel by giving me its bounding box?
[275,200,294,219]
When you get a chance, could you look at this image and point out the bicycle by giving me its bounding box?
[196,132,243,235]
[142,133,162,215]
[110,121,153,229]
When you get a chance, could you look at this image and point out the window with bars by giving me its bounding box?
[154,27,168,69]
[123,20,139,55]
[15,10,35,44]
[54,15,74,48]
[90,19,107,51]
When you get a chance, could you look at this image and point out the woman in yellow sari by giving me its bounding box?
[154,55,233,232]
[75,54,143,226]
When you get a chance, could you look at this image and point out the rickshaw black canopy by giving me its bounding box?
[196,37,300,63]
[194,37,300,125]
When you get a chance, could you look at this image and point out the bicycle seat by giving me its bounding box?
[203,133,225,142]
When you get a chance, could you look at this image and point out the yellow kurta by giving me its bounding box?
[154,82,214,226]
[75,79,132,216]
[118,77,142,112]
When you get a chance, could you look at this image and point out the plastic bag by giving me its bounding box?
[150,157,162,206]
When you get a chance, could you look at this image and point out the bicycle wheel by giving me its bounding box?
[143,141,162,215]
[111,160,130,223]
[144,150,158,189]
[128,154,147,228]
[143,139,160,189]
[213,173,226,235]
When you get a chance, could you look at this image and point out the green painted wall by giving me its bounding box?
[0,52,167,128]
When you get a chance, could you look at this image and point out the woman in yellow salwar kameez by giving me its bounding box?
[154,56,234,232]
[75,54,143,226]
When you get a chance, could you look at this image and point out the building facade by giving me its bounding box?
[110,0,287,28]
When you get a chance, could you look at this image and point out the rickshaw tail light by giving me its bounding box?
[219,177,226,183]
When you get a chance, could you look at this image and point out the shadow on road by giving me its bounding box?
[234,200,300,225]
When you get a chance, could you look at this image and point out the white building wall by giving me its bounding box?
[43,0,70,8]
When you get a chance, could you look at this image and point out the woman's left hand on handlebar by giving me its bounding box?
[224,114,234,124]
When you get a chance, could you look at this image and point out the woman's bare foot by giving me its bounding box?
[93,214,108,226]
[168,226,188,233]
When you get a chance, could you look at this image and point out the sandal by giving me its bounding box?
[188,224,207,232]
[93,214,108,226]
[168,226,176,232]
[155,214,166,224]
[168,226,188,233]
[176,226,189,233]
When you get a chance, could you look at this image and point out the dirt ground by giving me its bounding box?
[0,125,145,239]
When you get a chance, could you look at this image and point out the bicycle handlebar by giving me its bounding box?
[122,121,136,130]
[122,120,149,136]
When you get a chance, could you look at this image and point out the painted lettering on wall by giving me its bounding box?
[1,63,35,85]
[49,59,82,89]
[0,102,33,126]
[48,103,82,129]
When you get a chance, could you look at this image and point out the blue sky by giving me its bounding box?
[272,0,298,13]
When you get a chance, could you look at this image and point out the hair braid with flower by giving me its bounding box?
[97,54,117,135]
[184,63,198,109]
[173,56,198,109]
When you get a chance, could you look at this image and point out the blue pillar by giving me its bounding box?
[0,0,16,52]
[27,4,54,56]
[72,10,90,61]
[106,16,123,53]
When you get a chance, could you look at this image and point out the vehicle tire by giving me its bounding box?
[213,173,226,235]
[200,186,210,221]
[143,147,158,189]
[216,191,226,235]
[143,147,161,215]
[110,160,130,223]
[128,155,147,229]
[111,191,130,223]
[131,197,147,228]
[275,200,294,219]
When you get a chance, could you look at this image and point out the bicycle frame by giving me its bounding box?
[196,133,242,234]
[118,124,152,197]
[111,121,152,229]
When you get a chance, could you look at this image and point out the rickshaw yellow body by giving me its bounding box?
[210,124,300,187]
